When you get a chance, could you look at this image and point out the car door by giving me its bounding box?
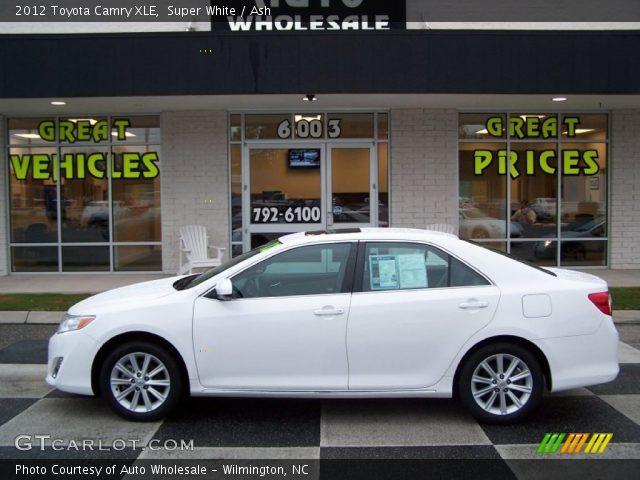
[193,241,356,390]
[347,242,500,390]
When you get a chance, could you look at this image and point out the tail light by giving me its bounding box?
[588,292,612,316]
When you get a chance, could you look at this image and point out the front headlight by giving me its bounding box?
[57,313,95,334]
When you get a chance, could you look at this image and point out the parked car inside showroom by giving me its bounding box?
[47,228,618,424]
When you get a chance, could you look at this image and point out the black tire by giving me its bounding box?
[100,341,183,422]
[458,343,543,424]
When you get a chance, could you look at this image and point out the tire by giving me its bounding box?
[100,341,183,421]
[458,343,543,424]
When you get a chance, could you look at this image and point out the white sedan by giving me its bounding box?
[47,228,619,424]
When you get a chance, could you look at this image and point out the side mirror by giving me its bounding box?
[212,278,233,300]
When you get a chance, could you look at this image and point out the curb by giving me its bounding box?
[0,310,639,325]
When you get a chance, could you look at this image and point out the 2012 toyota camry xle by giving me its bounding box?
[46,228,619,423]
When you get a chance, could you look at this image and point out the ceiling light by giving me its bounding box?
[303,94,317,102]
[552,97,567,102]
[68,118,98,125]
[50,101,67,106]
[295,115,322,122]
[519,115,546,119]
[14,133,41,139]
[111,131,136,138]
[576,129,595,134]
[474,129,489,135]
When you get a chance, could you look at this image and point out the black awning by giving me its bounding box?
[1,30,639,98]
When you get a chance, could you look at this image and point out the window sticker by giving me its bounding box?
[369,255,399,290]
[398,254,428,289]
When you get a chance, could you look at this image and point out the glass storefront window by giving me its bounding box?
[459,113,608,267]
[230,112,389,256]
[245,114,292,140]
[7,116,162,272]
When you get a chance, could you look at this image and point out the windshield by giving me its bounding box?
[175,240,282,290]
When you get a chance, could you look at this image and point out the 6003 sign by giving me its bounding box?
[253,206,322,224]
[277,118,342,139]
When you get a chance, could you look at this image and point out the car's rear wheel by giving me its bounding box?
[458,343,543,424]
[100,341,183,421]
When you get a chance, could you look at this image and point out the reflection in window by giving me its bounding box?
[363,243,489,292]
[7,116,162,272]
[459,113,608,267]
[232,243,353,298]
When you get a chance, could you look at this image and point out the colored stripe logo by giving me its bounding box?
[537,433,613,455]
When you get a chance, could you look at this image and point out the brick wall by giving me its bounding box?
[160,111,229,274]
[390,109,459,230]
[0,115,6,275]
[610,110,640,269]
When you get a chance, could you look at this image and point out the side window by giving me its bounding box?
[362,242,489,292]
[450,257,490,287]
[231,243,353,299]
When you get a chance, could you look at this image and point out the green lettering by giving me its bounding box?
[583,150,600,175]
[526,118,540,138]
[92,120,109,142]
[38,120,56,142]
[113,119,131,141]
[10,155,31,180]
[541,117,558,138]
[58,120,76,143]
[563,150,581,175]
[141,152,160,178]
[122,153,141,178]
[486,117,503,137]
[32,154,51,179]
[510,118,525,139]
[539,150,556,175]
[526,150,536,175]
[564,117,580,137]
[473,151,493,175]
[58,153,76,179]
[87,153,106,179]
[75,121,91,141]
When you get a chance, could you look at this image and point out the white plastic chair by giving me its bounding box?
[178,225,226,275]
[425,223,457,235]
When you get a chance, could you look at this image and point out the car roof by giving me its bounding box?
[278,228,458,245]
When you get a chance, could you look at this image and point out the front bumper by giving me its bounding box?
[536,315,619,392]
[46,330,100,396]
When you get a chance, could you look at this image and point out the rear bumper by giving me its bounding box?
[535,315,619,392]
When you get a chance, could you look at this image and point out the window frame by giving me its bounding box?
[226,241,359,300]
[6,114,162,273]
[353,241,493,293]
[458,111,610,268]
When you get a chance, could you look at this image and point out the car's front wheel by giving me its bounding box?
[100,341,183,421]
[458,343,543,424]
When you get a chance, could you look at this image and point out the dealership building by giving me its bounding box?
[1,6,639,275]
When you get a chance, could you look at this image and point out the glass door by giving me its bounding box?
[243,143,377,251]
[327,144,376,228]
[244,144,325,250]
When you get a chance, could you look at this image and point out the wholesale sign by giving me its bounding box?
[10,119,160,181]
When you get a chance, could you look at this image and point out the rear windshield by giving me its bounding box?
[465,240,557,277]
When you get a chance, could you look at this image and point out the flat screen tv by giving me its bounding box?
[288,149,321,169]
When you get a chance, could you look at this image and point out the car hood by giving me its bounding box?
[68,276,185,314]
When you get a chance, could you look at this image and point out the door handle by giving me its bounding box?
[458,301,489,310]
[314,307,345,316]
